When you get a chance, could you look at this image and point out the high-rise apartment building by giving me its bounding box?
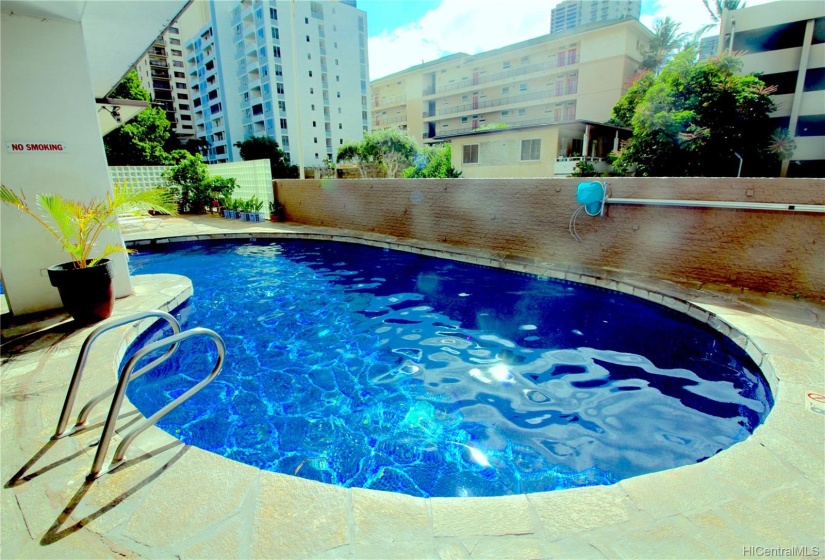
[187,0,369,166]
[718,0,824,177]
[134,2,210,140]
[550,0,640,34]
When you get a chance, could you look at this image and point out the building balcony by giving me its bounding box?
[148,57,168,68]
[423,58,579,97]
[149,47,167,57]
[432,115,574,139]
[424,89,566,120]
[373,115,407,127]
[374,95,406,109]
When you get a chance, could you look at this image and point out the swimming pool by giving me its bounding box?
[126,239,772,498]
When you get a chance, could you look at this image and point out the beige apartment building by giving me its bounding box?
[370,18,651,177]
[719,0,824,178]
[134,1,210,141]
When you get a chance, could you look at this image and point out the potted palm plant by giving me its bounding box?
[0,182,177,323]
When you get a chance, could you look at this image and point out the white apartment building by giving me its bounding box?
[719,0,824,177]
[134,2,210,140]
[188,0,369,166]
[550,0,641,34]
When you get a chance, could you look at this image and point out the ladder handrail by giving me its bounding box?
[53,310,181,440]
[88,327,225,480]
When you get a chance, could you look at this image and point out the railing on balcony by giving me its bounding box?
[432,116,574,139]
[148,58,168,68]
[424,90,559,119]
[374,94,406,108]
[424,57,580,96]
[373,115,407,126]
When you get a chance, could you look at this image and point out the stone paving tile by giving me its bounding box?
[251,471,349,559]
[431,494,535,537]
[311,543,441,559]
[753,425,825,483]
[528,485,639,541]
[598,516,719,559]
[122,449,259,549]
[351,487,432,544]
[444,536,549,559]
[541,534,609,559]
[756,484,825,542]
[619,463,728,520]
[701,437,809,502]
[178,514,249,560]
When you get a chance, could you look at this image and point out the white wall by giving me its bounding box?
[0,13,132,315]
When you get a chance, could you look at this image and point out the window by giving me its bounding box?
[461,116,468,123]
[277,83,285,94]
[556,78,565,96]
[174,71,185,78]
[180,114,192,121]
[178,93,189,100]
[463,144,479,164]
[568,47,577,65]
[557,51,565,66]
[180,103,190,110]
[519,83,528,92]
[280,118,288,129]
[271,27,279,40]
[306,35,310,42]
[170,38,181,45]
[173,61,184,68]
[172,49,182,56]
[520,139,540,161]
[273,46,281,58]
[502,60,511,69]
[309,70,313,77]
[278,100,286,111]
[501,86,510,95]
[270,8,277,20]
[567,73,578,94]
[169,26,179,34]
[501,110,509,117]
[518,108,526,116]
[461,94,469,102]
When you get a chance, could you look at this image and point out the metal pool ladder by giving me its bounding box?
[52,310,226,480]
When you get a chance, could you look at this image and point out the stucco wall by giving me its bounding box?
[274,177,825,298]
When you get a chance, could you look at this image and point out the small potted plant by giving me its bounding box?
[269,200,284,222]
[1,182,177,323]
[248,196,266,222]
[238,199,251,221]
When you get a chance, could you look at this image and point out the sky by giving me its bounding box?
[359,0,778,80]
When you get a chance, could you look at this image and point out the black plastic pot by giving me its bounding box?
[47,259,114,323]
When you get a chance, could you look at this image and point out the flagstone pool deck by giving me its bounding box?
[1,215,823,559]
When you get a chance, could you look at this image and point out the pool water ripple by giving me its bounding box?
[125,240,772,498]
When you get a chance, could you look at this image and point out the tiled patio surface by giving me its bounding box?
[1,215,823,559]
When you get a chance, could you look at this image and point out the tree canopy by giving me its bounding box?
[609,50,782,177]
[402,144,461,178]
[234,136,299,178]
[104,70,175,166]
[640,17,690,74]
[337,128,418,178]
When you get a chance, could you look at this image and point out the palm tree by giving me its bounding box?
[695,0,746,39]
[641,17,690,74]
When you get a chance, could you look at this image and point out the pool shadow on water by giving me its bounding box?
[39,440,189,545]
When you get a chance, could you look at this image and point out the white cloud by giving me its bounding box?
[368,0,557,79]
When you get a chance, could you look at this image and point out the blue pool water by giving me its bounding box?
[126,239,772,498]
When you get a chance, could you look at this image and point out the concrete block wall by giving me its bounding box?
[274,177,825,298]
